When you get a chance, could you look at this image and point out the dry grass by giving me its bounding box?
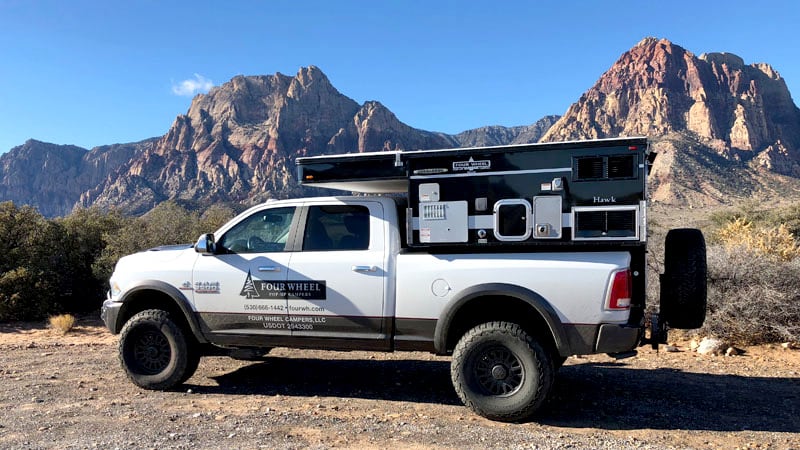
[48,314,77,334]
[714,217,800,261]
[704,245,800,344]
[647,206,800,345]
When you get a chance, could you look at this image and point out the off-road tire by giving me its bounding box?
[451,321,553,422]
[178,346,201,384]
[118,309,199,390]
[660,228,707,329]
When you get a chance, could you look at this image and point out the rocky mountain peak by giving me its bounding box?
[79,67,456,214]
[291,65,330,91]
[699,51,745,70]
[635,36,660,48]
[542,37,800,176]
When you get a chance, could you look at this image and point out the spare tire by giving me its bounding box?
[660,228,707,329]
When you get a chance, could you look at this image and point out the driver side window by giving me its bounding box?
[217,207,296,253]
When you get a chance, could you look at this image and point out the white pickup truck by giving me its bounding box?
[102,138,706,421]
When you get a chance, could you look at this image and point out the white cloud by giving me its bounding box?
[171,73,214,96]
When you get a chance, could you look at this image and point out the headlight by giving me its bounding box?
[110,280,122,297]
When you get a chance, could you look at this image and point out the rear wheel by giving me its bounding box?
[451,321,553,422]
[660,228,707,329]
[119,309,199,389]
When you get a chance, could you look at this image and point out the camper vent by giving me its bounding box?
[576,157,605,179]
[608,155,635,178]
[573,207,638,240]
[421,203,447,220]
[574,155,636,181]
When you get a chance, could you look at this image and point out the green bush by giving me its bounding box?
[710,202,800,237]
[56,207,126,313]
[0,267,56,321]
[92,201,236,282]
[0,200,236,322]
[0,203,62,321]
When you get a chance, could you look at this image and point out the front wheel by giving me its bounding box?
[451,321,554,422]
[118,309,199,390]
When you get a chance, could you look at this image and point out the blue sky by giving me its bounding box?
[1,0,798,153]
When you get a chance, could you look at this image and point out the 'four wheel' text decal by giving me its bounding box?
[240,270,326,300]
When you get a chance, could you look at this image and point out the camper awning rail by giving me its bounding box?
[296,137,648,193]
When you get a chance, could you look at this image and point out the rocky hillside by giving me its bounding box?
[0,139,155,217]
[454,115,560,147]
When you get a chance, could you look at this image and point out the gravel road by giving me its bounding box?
[1,320,798,449]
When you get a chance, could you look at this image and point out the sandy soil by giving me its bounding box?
[0,317,798,449]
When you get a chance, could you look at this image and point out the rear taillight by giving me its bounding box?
[607,269,632,310]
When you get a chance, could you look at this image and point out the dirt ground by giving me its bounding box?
[0,317,798,450]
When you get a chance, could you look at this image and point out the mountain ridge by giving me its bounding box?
[2,38,799,216]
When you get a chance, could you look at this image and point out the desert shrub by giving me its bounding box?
[646,221,800,344]
[703,244,800,344]
[49,314,76,334]
[698,206,800,343]
[0,268,56,321]
[0,202,61,321]
[714,218,800,261]
[56,207,126,313]
[645,226,666,311]
[711,203,800,239]
[194,203,238,237]
[709,201,767,228]
[93,201,235,282]
[0,200,237,322]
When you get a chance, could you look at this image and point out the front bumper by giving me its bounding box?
[100,298,123,334]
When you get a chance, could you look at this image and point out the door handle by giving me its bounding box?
[351,265,377,273]
[258,266,280,272]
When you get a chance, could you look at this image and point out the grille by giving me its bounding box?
[608,155,635,178]
[576,157,605,179]
[574,155,636,181]
[574,208,637,239]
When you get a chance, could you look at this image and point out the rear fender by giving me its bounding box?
[434,283,569,355]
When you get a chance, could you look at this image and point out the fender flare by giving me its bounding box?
[433,283,569,355]
[117,280,208,344]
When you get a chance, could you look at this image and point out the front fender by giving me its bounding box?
[114,280,207,344]
[434,283,569,355]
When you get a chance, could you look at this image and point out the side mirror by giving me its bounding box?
[195,233,216,254]
[646,151,658,175]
